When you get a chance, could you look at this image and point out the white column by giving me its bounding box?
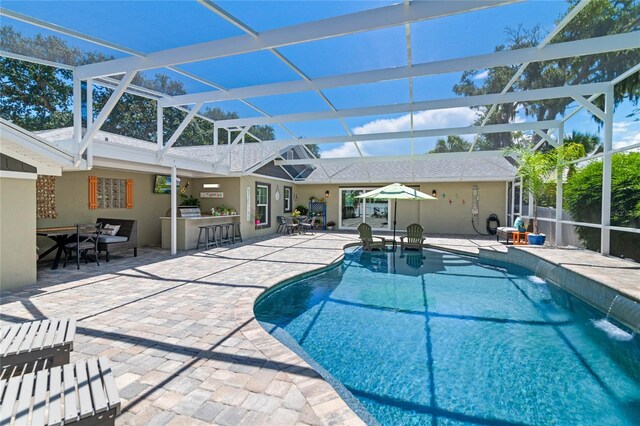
[157,104,164,150]
[601,86,614,255]
[171,165,177,256]
[505,181,509,225]
[73,75,82,162]
[555,123,564,246]
[213,122,219,161]
[86,79,94,170]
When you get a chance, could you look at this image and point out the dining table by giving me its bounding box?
[36,226,77,270]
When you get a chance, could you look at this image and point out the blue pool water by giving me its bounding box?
[254,248,640,426]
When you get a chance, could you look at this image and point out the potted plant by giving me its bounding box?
[326,220,336,230]
[179,194,200,207]
[510,143,584,245]
[254,213,263,225]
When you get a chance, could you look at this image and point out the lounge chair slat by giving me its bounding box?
[65,319,77,347]
[31,370,48,426]
[30,320,50,350]
[42,319,60,349]
[0,325,20,356]
[87,358,107,413]
[0,379,6,401]
[0,376,21,425]
[63,363,78,423]
[48,366,62,426]
[15,372,34,424]
[5,323,31,356]
[0,326,11,341]
[98,357,120,411]
[53,318,68,346]
[75,360,93,418]
[18,321,41,354]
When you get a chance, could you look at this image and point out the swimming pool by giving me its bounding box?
[255,248,640,425]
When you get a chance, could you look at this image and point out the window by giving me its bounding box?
[284,186,292,213]
[255,182,270,228]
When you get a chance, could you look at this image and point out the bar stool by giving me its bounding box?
[214,224,232,246]
[197,226,212,249]
[231,222,242,243]
[208,225,221,247]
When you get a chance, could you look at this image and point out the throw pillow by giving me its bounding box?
[103,224,121,236]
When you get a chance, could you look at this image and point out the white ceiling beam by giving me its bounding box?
[611,62,640,85]
[78,71,136,156]
[76,0,516,79]
[158,102,203,158]
[229,126,250,146]
[213,83,608,127]
[571,95,606,121]
[0,49,75,70]
[533,129,558,147]
[159,32,638,107]
[262,120,559,147]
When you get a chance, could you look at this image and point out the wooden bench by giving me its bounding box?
[0,357,121,425]
[96,218,138,262]
[0,319,76,377]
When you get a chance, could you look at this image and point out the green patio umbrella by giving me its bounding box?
[356,183,437,240]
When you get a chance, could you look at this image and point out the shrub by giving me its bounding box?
[564,152,640,260]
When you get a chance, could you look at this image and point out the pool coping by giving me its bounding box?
[478,246,640,333]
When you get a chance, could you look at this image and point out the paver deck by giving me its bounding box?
[1,232,637,425]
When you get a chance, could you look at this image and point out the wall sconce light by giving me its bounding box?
[294,193,298,200]
[432,189,437,197]
[203,183,220,188]
[325,190,330,198]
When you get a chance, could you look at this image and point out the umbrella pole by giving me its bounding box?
[393,199,397,241]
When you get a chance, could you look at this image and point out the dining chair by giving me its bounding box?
[63,223,103,269]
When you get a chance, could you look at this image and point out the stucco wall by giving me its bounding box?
[0,177,37,290]
[297,181,507,234]
[239,176,294,240]
[37,168,172,251]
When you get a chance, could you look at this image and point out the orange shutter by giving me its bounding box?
[126,179,134,209]
[88,176,98,209]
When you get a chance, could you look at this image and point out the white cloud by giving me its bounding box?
[474,70,489,80]
[352,107,478,135]
[612,120,640,150]
[322,143,369,158]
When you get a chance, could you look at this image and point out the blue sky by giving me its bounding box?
[2,0,638,154]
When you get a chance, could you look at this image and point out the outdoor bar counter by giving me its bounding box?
[160,215,240,250]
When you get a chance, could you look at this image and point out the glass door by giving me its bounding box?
[339,188,390,230]
[340,189,363,229]
[364,197,389,230]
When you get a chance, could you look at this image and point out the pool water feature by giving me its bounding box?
[255,248,640,425]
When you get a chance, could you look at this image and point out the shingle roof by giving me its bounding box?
[302,155,515,183]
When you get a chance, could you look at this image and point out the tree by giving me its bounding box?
[510,142,585,234]
[454,0,640,150]
[563,130,601,155]
[429,135,471,153]
[564,153,640,261]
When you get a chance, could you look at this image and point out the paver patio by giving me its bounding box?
[1,232,637,425]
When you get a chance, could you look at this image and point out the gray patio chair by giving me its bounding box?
[64,223,102,269]
[297,216,315,235]
[282,216,300,235]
